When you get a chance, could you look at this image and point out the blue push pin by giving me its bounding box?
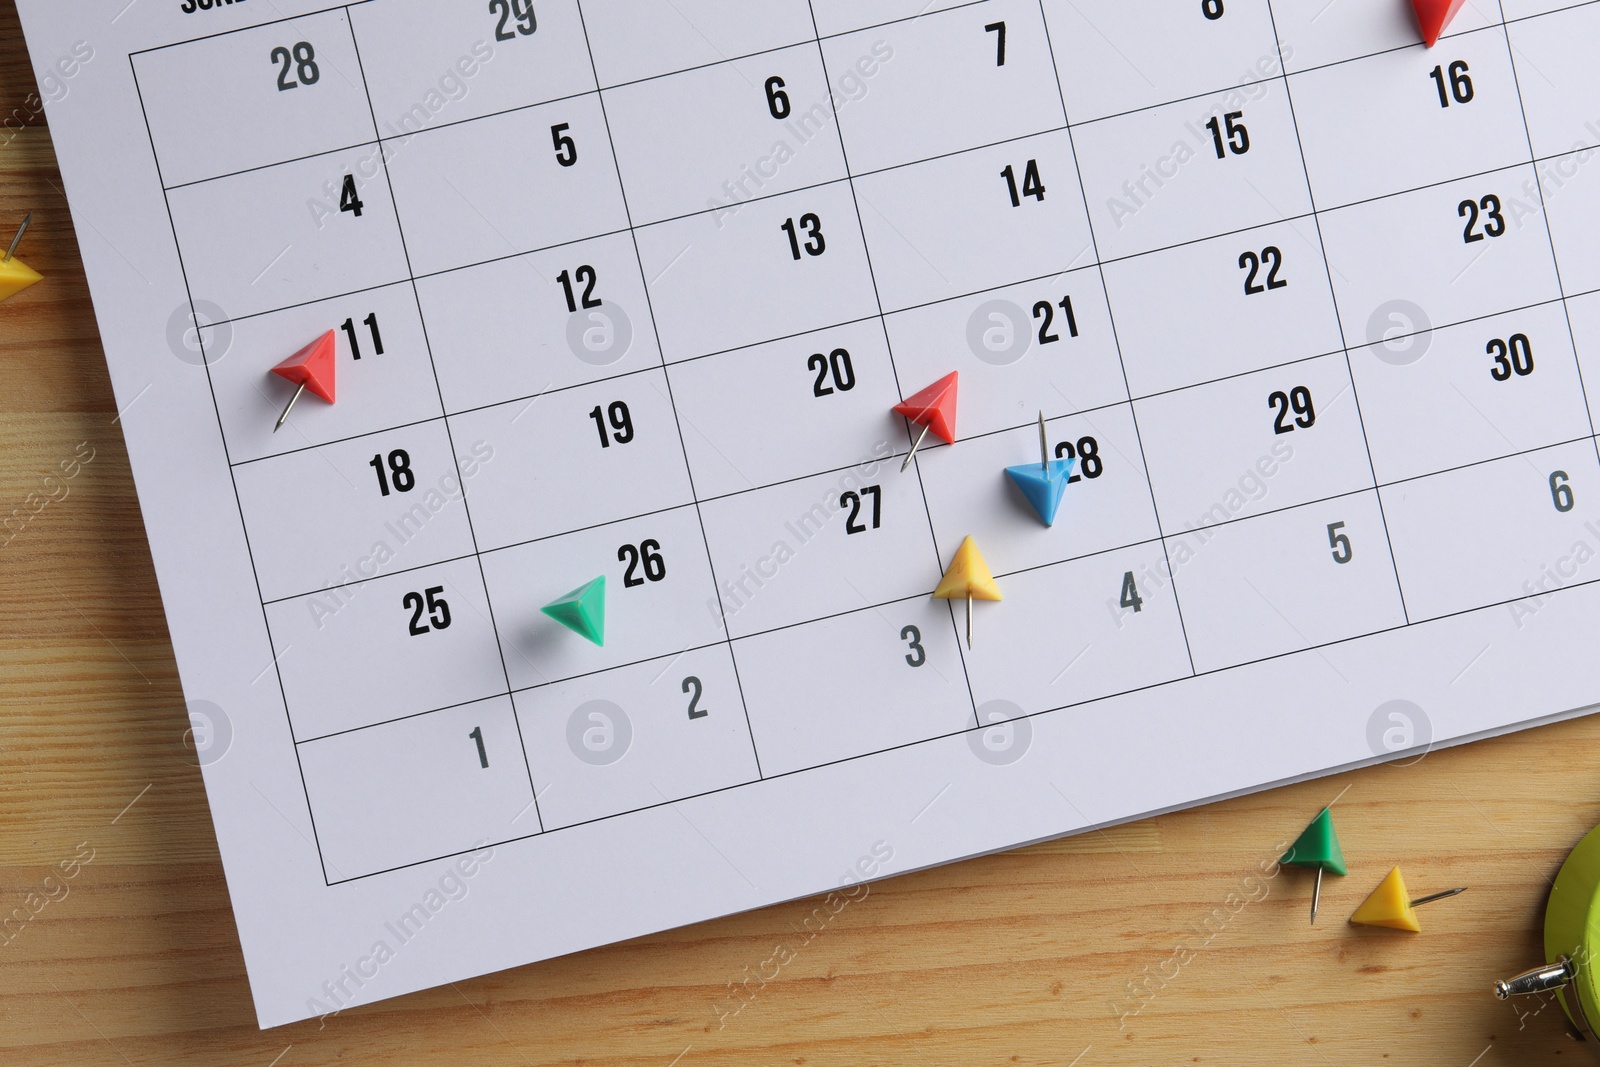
[1005,411,1075,527]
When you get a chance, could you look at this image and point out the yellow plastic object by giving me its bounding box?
[0,255,42,302]
[1350,867,1421,932]
[933,536,1001,601]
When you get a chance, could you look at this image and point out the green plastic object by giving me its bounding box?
[1281,808,1348,875]
[541,576,606,646]
[1542,822,1600,1035]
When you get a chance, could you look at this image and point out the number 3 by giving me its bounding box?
[901,625,926,667]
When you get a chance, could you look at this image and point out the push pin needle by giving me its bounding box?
[5,212,30,263]
[274,381,306,433]
[901,422,931,473]
[1409,887,1468,907]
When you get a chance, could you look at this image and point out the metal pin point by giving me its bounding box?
[1409,887,1468,908]
[901,422,931,472]
[965,593,972,650]
[274,381,306,433]
[5,212,31,263]
[1311,866,1323,925]
[1496,955,1577,1000]
[1037,410,1049,472]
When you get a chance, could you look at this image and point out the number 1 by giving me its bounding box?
[468,726,488,768]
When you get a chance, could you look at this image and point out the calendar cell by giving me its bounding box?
[917,406,1163,577]
[635,183,879,362]
[167,145,408,322]
[961,543,1192,714]
[822,0,1065,175]
[1318,165,1561,343]
[298,696,535,880]
[809,0,970,37]
[1073,78,1312,261]
[1041,0,1279,124]
[582,0,815,86]
[883,266,1128,437]
[1166,491,1406,673]
[267,557,507,742]
[698,459,935,639]
[480,506,725,691]
[1505,7,1600,160]
[1103,217,1342,397]
[1135,354,1375,534]
[514,646,759,829]
[1351,302,1593,485]
[670,319,903,499]
[417,230,661,415]
[233,420,476,603]
[205,283,443,465]
[445,370,695,551]
[134,11,375,188]
[853,130,1094,312]
[1542,149,1600,298]
[1273,0,1496,73]
[1287,28,1529,209]
[384,94,628,276]
[1380,440,1600,622]
[351,0,596,135]
[601,45,846,227]
[731,597,972,777]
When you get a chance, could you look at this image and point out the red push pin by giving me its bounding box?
[1411,0,1467,47]
[270,330,337,432]
[894,371,958,472]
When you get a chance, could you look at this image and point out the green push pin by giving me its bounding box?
[541,576,605,646]
[1281,807,1347,925]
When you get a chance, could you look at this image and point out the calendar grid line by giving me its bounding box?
[127,54,338,885]
[569,0,769,781]
[1034,0,1198,679]
[800,0,982,728]
[321,557,1600,887]
[1491,1,1600,474]
[344,19,548,835]
[1263,0,1413,627]
[127,0,377,59]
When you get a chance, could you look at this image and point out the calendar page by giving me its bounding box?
[19,0,1600,1028]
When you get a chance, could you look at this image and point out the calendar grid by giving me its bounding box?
[1034,0,1199,678]
[126,54,336,882]
[342,17,546,834]
[124,0,1600,886]
[1492,0,1600,473]
[567,0,771,779]
[799,0,983,722]
[1263,0,1413,625]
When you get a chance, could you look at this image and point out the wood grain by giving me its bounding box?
[0,4,1593,1062]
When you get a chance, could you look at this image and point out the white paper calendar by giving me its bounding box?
[20,0,1600,1027]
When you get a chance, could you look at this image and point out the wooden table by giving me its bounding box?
[0,5,1593,1063]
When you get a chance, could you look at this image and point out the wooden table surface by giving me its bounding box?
[2,5,1597,1064]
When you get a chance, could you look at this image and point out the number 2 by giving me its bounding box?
[683,676,708,719]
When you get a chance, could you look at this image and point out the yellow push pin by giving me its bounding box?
[1349,866,1466,931]
[933,535,1001,649]
[0,214,42,302]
